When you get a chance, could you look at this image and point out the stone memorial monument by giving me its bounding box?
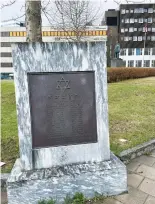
[7,41,127,204]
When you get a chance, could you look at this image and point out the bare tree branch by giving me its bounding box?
[0,0,16,9]
[1,14,25,23]
[42,0,102,41]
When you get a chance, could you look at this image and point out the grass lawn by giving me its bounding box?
[109,77,155,155]
[1,77,155,173]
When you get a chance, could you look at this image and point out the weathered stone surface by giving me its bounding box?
[103,198,123,204]
[7,154,127,204]
[127,161,141,172]
[115,186,148,204]
[137,164,155,180]
[145,196,155,204]
[138,178,155,197]
[132,155,155,167]
[1,191,8,204]
[127,173,144,188]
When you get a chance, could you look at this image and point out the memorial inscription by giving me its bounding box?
[28,72,97,148]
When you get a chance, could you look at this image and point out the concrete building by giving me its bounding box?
[0,26,107,74]
[104,3,155,67]
[119,3,155,67]
[104,9,120,64]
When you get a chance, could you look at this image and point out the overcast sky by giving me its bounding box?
[0,0,155,26]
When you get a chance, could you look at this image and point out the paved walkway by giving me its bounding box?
[1,150,155,204]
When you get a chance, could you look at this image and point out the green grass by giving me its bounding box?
[109,77,155,155]
[1,80,18,173]
[1,77,155,173]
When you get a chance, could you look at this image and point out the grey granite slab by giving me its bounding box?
[7,153,127,204]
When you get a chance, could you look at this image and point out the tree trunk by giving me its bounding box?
[25,0,42,42]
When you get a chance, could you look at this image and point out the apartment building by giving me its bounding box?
[0,26,107,74]
[119,3,155,67]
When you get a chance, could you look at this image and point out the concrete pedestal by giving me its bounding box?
[7,153,127,204]
[111,58,126,67]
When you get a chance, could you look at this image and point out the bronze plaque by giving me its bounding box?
[28,72,97,148]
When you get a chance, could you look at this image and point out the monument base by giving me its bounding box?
[111,58,126,67]
[7,153,127,204]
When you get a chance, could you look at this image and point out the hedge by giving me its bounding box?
[107,68,155,83]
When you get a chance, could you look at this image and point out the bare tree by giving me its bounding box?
[42,1,101,41]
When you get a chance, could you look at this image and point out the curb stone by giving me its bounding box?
[119,139,155,164]
[1,139,155,190]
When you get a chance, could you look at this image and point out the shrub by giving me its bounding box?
[107,68,155,83]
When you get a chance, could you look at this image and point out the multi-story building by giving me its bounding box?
[104,9,120,65]
[0,25,107,74]
[119,3,155,67]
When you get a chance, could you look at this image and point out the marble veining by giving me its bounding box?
[12,42,110,170]
[7,154,127,204]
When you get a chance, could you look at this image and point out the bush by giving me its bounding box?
[107,68,155,83]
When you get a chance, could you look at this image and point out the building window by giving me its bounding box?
[143,27,146,32]
[139,18,143,23]
[128,60,134,67]
[134,8,143,13]
[152,48,155,55]
[144,60,150,67]
[129,37,132,41]
[126,10,129,13]
[148,8,153,13]
[136,60,142,67]
[144,8,147,12]
[130,18,134,23]
[122,19,124,23]
[147,36,151,40]
[129,27,134,32]
[152,27,155,32]
[0,32,10,37]
[152,60,155,67]
[125,28,128,32]
[121,28,124,33]
[120,49,126,56]
[130,9,134,13]
[1,63,13,67]
[121,9,125,14]
[125,18,129,23]
[151,36,155,41]
[121,36,124,41]
[148,18,152,23]
[144,19,148,23]
[124,37,129,41]
[138,36,142,41]
[139,8,144,13]
[136,48,143,55]
[0,52,12,57]
[128,48,135,56]
[134,28,137,31]
[144,48,151,55]
[135,19,138,23]
[138,27,143,31]
[133,36,137,41]
[148,28,151,32]
[143,36,146,40]
[1,42,11,47]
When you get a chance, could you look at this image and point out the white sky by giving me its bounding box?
[0,0,155,26]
